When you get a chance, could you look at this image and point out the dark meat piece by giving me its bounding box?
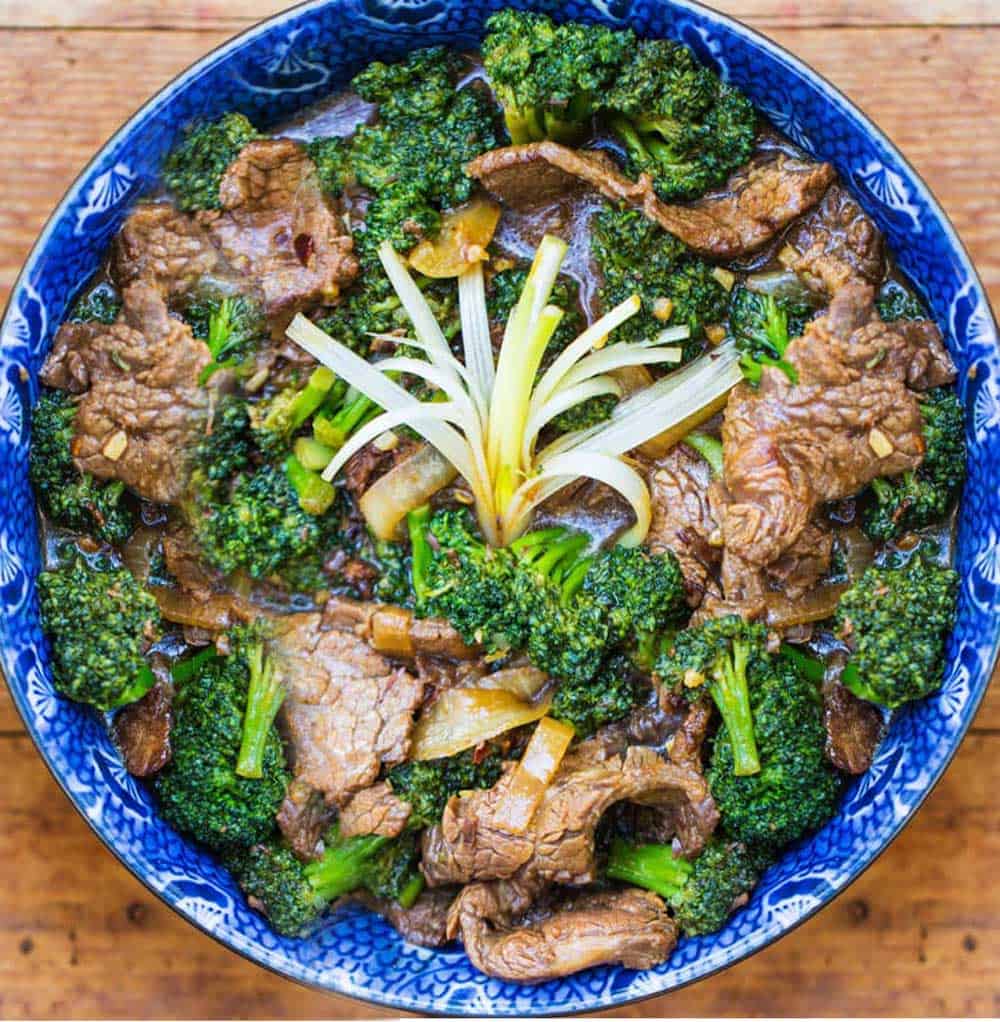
[273,612,424,806]
[421,745,716,887]
[276,779,334,861]
[765,520,834,599]
[112,679,172,777]
[40,281,212,505]
[161,527,222,601]
[467,143,834,260]
[338,781,411,839]
[198,138,358,332]
[646,446,722,608]
[719,282,954,568]
[446,882,676,982]
[788,184,885,295]
[342,435,418,504]
[351,887,455,948]
[823,679,884,774]
[321,595,479,662]
[113,202,220,297]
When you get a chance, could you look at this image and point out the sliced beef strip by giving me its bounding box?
[40,281,212,505]
[421,745,716,887]
[112,202,220,297]
[197,138,359,332]
[823,679,884,774]
[446,882,676,982]
[273,611,424,806]
[276,779,334,861]
[645,445,722,608]
[338,780,412,839]
[787,184,886,295]
[718,282,954,569]
[467,142,834,260]
[112,675,172,778]
[350,887,455,948]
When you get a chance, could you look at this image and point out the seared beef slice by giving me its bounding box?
[198,138,359,329]
[273,613,424,806]
[447,883,677,981]
[719,282,955,568]
[40,282,212,505]
[421,745,716,887]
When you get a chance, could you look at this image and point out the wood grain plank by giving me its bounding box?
[0,0,996,30]
[1,728,997,1018]
[1,26,998,314]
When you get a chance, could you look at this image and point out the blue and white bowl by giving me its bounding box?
[1,1,997,1014]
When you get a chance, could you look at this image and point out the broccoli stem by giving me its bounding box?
[407,504,433,602]
[682,431,724,479]
[709,639,760,776]
[503,105,547,145]
[605,838,693,899]
[285,455,337,516]
[294,436,336,472]
[396,872,425,910]
[171,647,220,684]
[304,833,389,903]
[268,367,337,435]
[236,643,286,779]
[313,389,380,451]
[511,527,591,602]
[779,643,860,690]
[113,663,158,709]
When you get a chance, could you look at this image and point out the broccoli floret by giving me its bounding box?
[163,112,261,212]
[388,747,504,829]
[592,206,727,349]
[156,645,288,852]
[70,281,121,325]
[487,266,583,358]
[550,652,644,737]
[181,291,266,384]
[607,39,756,202]
[481,10,632,144]
[606,836,766,935]
[350,47,497,251]
[318,268,460,356]
[370,537,414,607]
[30,390,134,545]
[409,506,527,654]
[876,279,926,322]
[728,286,812,385]
[38,557,160,711]
[708,656,842,850]
[510,528,611,685]
[306,135,356,198]
[192,461,344,588]
[861,387,966,541]
[229,827,423,936]
[835,556,958,709]
[356,182,442,265]
[192,394,254,497]
[549,393,619,434]
[657,615,765,777]
[582,544,687,659]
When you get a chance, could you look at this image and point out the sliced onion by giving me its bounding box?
[764,584,849,630]
[407,197,501,278]
[521,375,622,469]
[121,526,161,583]
[359,444,458,541]
[476,666,549,701]
[410,687,552,761]
[491,716,575,834]
[148,585,246,631]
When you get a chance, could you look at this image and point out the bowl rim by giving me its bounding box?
[2,0,998,1014]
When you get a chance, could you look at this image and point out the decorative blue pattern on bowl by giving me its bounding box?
[1,0,997,1014]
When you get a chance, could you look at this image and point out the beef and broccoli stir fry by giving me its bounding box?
[31,11,963,983]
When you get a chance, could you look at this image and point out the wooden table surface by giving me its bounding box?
[1,2,998,1017]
